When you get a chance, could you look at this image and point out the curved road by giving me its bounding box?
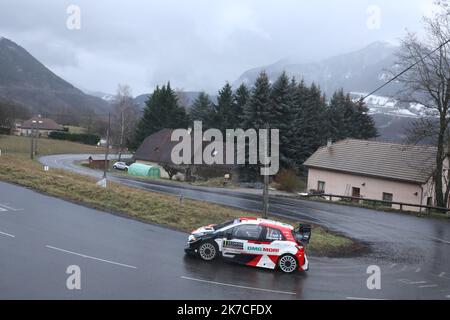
[1,153,446,299]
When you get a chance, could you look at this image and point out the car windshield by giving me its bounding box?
[213,219,240,231]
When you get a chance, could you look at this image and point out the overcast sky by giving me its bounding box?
[0,0,437,96]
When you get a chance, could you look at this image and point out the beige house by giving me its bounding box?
[303,139,445,212]
[20,116,64,137]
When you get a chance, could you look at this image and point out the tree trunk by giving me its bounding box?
[118,111,125,162]
[435,115,446,207]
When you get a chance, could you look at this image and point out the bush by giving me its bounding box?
[49,131,100,145]
[275,169,304,192]
[0,127,10,135]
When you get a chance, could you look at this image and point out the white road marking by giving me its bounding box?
[346,297,388,300]
[431,272,450,280]
[45,245,137,269]
[312,265,361,270]
[0,202,24,211]
[415,268,421,273]
[0,207,7,212]
[0,230,15,238]
[419,284,438,288]
[390,263,397,268]
[399,279,427,285]
[180,276,297,296]
[427,236,450,245]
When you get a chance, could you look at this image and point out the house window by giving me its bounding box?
[317,181,326,192]
[352,187,361,198]
[382,193,393,207]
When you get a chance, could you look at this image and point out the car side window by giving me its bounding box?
[232,225,263,241]
[265,227,284,241]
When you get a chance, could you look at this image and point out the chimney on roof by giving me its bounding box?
[327,139,333,148]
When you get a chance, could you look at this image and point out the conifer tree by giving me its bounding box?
[350,100,378,139]
[239,71,272,181]
[268,72,296,169]
[241,71,271,130]
[190,92,215,129]
[215,82,236,131]
[235,83,250,127]
[293,82,328,174]
[133,83,188,148]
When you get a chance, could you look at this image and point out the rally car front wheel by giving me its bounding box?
[198,241,219,261]
[278,254,298,273]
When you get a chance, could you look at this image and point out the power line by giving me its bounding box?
[359,38,450,102]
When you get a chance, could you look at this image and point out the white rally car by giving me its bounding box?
[184,217,311,273]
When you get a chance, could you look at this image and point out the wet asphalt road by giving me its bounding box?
[0,154,447,299]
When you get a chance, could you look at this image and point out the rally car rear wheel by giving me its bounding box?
[278,254,298,273]
[198,241,218,261]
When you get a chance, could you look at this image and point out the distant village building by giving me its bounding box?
[304,139,445,212]
[20,116,64,137]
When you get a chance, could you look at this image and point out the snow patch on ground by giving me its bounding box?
[350,92,427,118]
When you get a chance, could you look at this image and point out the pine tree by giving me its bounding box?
[327,89,347,141]
[350,100,378,139]
[326,89,378,141]
[215,82,236,131]
[235,83,250,127]
[293,82,328,174]
[241,71,271,130]
[268,72,296,169]
[132,83,188,149]
[190,92,215,128]
[240,71,272,181]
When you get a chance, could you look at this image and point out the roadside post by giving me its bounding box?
[34,120,42,154]
[29,119,42,159]
[30,121,35,159]
[262,123,269,219]
[103,112,111,181]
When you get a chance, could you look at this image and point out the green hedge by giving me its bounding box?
[49,131,100,145]
[0,127,10,135]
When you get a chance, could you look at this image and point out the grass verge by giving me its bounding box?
[0,134,103,155]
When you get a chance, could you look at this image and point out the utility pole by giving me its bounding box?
[30,121,35,160]
[34,120,42,155]
[30,118,42,159]
[118,109,125,162]
[262,122,269,219]
[103,113,111,180]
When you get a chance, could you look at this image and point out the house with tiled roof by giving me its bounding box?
[20,115,64,137]
[134,128,235,181]
[304,139,445,212]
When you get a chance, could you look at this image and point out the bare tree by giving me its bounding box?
[0,100,30,131]
[397,1,450,207]
[112,84,141,161]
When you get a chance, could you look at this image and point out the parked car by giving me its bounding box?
[112,162,129,171]
[184,217,311,273]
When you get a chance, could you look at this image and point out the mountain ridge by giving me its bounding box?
[0,37,110,124]
[233,41,401,97]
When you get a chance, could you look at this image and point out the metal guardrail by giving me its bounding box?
[303,193,450,214]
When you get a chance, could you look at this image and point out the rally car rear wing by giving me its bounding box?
[294,224,312,245]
